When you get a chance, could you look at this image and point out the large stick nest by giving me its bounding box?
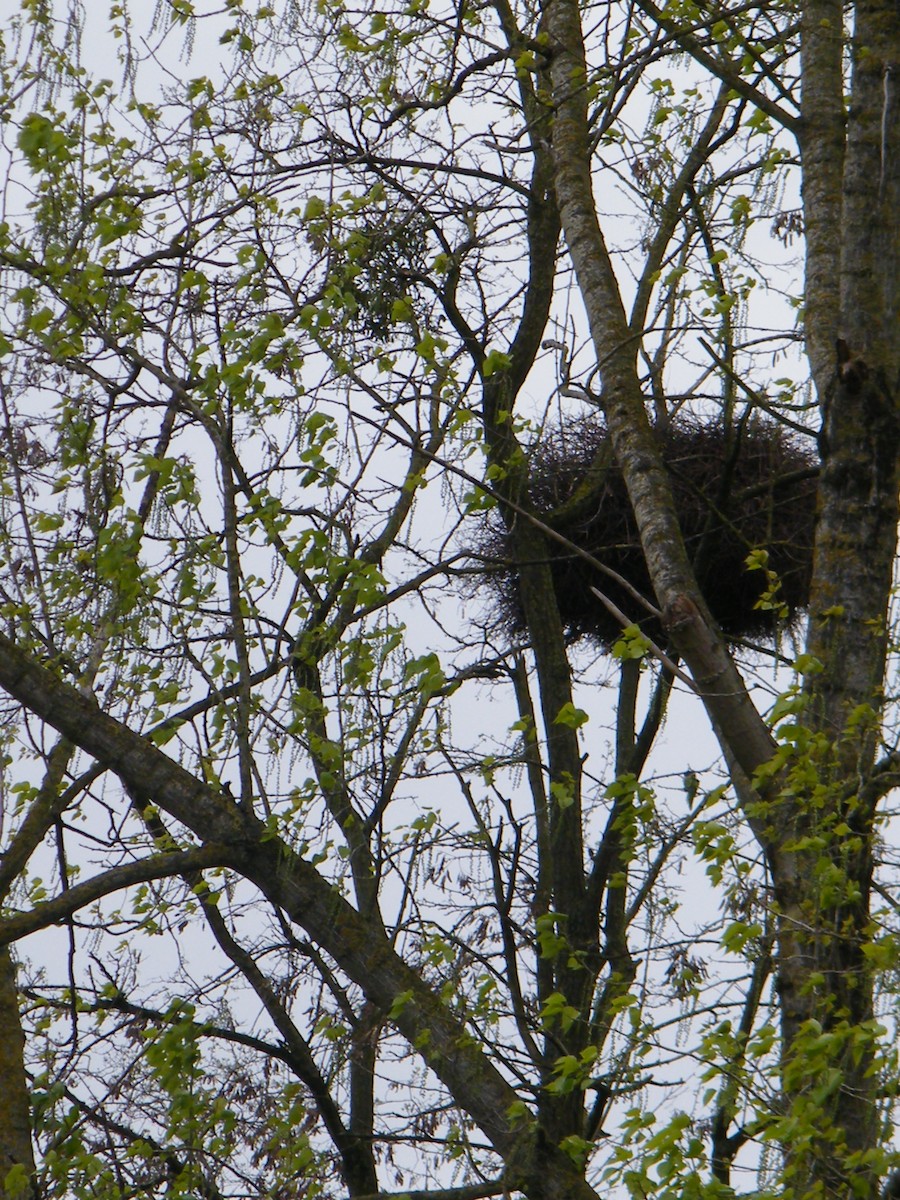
[473,414,818,647]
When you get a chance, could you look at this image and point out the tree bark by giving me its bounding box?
[0,948,35,1200]
[764,3,900,1194]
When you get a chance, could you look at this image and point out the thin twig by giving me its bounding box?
[588,585,697,691]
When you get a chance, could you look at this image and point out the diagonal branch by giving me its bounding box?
[0,631,604,1199]
[633,0,800,134]
[0,846,239,944]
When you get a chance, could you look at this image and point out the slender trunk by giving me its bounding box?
[542,0,780,803]
[0,948,35,1200]
[799,0,845,396]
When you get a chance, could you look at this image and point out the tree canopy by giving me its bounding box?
[0,1,898,1198]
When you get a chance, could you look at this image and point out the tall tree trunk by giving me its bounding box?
[0,948,35,1199]
[770,3,900,1194]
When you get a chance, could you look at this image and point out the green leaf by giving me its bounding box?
[611,624,651,660]
[553,702,589,729]
[550,779,575,809]
[389,989,414,1019]
[482,348,512,377]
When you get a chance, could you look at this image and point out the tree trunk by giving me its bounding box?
[0,948,35,1200]
[767,1,900,1193]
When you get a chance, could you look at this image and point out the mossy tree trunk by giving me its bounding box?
[773,2,900,1190]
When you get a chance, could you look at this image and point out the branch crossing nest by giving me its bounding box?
[474,415,818,647]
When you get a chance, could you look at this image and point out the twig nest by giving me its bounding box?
[474,415,818,647]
